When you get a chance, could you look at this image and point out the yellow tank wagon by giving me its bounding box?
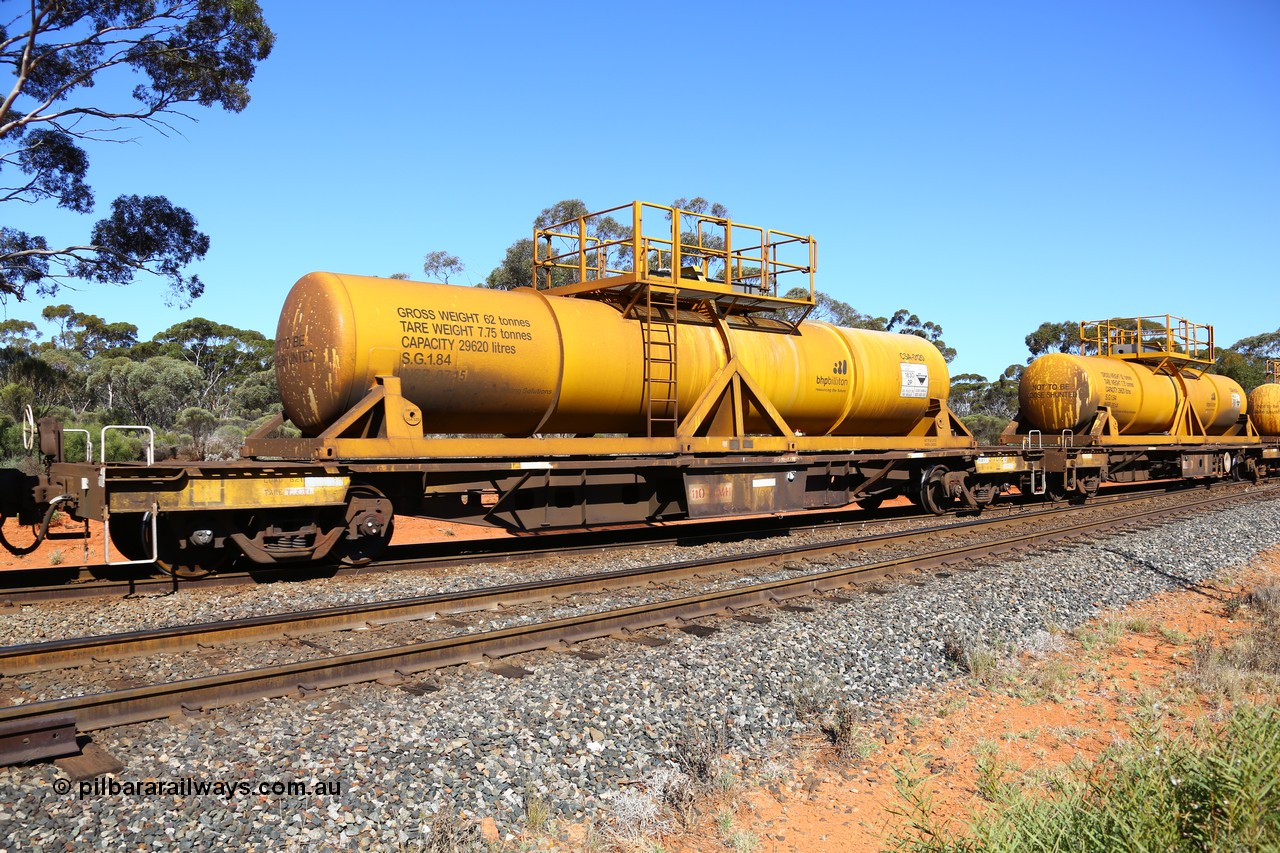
[1249,359,1280,437]
[1001,315,1261,499]
[7,202,989,576]
[246,203,983,534]
[1018,353,1246,437]
[13,203,1277,577]
[10,203,1277,577]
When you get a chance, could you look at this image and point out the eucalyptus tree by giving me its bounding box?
[0,1,274,305]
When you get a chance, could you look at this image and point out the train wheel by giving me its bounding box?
[108,513,149,561]
[150,514,234,579]
[1070,475,1100,504]
[337,485,395,566]
[919,466,950,515]
[1045,477,1069,503]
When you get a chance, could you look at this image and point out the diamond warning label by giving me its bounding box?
[900,363,929,398]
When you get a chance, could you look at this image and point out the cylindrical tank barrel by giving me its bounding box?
[1019,353,1246,436]
[1249,383,1280,435]
[275,272,951,438]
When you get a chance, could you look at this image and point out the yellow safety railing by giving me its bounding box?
[1266,359,1280,384]
[532,201,816,305]
[1080,315,1214,365]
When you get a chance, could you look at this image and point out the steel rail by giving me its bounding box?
[0,484,1248,675]
[0,484,1274,756]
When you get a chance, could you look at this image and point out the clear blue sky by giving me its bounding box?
[9,0,1279,380]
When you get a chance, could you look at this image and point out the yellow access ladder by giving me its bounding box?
[643,285,680,437]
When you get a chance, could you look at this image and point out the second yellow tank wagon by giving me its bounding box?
[1002,316,1262,496]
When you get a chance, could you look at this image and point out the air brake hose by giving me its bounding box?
[0,495,73,556]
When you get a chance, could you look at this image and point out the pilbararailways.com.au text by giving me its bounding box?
[57,776,343,800]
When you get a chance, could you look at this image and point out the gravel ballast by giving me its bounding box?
[2,497,1279,851]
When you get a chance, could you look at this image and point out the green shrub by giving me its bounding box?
[891,704,1280,852]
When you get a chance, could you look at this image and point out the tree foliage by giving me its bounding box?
[40,304,136,355]
[666,196,730,275]
[0,0,274,305]
[85,354,202,427]
[0,308,276,462]
[0,317,38,347]
[0,345,55,418]
[485,200,602,290]
[948,318,1088,436]
[950,367,1023,443]
[423,251,464,283]
[148,317,270,414]
[1214,328,1280,390]
[949,370,1019,420]
[484,237,536,291]
[175,405,218,459]
[1024,320,1083,361]
[782,287,957,363]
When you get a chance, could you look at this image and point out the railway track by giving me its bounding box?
[1,481,1274,765]
[0,486,1224,675]
[0,480,1222,604]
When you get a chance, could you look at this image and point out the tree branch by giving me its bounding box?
[0,1,271,303]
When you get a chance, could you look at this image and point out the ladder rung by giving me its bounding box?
[645,284,679,437]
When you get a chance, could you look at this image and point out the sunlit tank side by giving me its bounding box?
[826,324,949,434]
[1249,383,1280,435]
[720,321,947,436]
[1185,372,1248,433]
[275,272,952,438]
[1019,352,1246,435]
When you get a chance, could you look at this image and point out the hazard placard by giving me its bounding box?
[900,363,929,398]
